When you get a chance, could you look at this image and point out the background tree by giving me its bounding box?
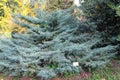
[81,0,120,35]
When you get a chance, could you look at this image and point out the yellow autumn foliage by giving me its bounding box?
[0,0,38,37]
[0,0,73,38]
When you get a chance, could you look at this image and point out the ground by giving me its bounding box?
[0,59,120,80]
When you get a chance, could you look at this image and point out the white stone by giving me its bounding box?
[73,62,79,66]
[74,0,81,7]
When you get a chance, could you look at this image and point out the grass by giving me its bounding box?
[85,60,120,80]
[86,68,120,80]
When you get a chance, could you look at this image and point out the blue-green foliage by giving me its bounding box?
[0,7,118,78]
